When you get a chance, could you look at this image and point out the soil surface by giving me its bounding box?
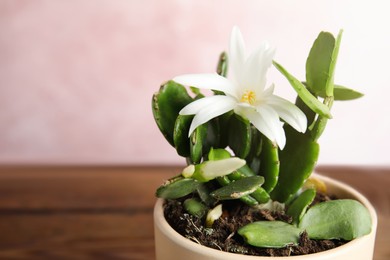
[163,193,347,257]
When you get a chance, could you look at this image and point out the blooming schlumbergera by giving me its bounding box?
[152,26,370,249]
[174,26,307,149]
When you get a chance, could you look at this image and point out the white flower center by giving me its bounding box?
[240,90,256,105]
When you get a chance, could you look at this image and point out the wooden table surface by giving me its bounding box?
[0,165,388,260]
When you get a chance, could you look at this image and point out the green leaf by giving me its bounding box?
[333,85,364,100]
[258,136,280,193]
[300,199,372,240]
[152,80,193,146]
[173,115,193,157]
[273,61,332,119]
[228,114,252,158]
[238,221,301,248]
[156,178,199,199]
[184,198,208,218]
[211,176,264,200]
[270,126,319,203]
[287,188,316,225]
[305,32,336,97]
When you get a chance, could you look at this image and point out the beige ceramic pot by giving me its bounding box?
[154,174,377,260]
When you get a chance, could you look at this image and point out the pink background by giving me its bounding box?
[1,0,389,165]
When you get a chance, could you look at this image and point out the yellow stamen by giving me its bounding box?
[240,90,256,105]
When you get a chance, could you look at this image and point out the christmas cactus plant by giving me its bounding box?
[152,26,371,251]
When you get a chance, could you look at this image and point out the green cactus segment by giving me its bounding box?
[211,176,264,200]
[196,183,216,206]
[217,111,233,149]
[287,188,316,225]
[238,221,301,248]
[184,198,208,218]
[173,115,193,157]
[152,80,193,146]
[216,175,259,206]
[305,31,336,97]
[189,123,208,164]
[236,164,256,177]
[250,187,271,204]
[258,136,280,193]
[270,126,319,203]
[326,30,343,97]
[245,127,263,174]
[331,85,364,101]
[299,199,372,240]
[216,52,228,77]
[309,96,334,142]
[156,178,199,199]
[208,148,231,160]
[228,114,252,158]
[273,61,332,119]
[295,96,316,129]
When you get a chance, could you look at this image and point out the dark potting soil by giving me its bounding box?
[163,193,347,257]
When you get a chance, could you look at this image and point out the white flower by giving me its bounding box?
[173,26,307,149]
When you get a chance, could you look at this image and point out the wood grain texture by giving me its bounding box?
[0,165,388,260]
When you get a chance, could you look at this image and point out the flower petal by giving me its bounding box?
[267,95,307,133]
[188,96,236,136]
[180,95,230,115]
[241,42,275,93]
[236,105,286,149]
[173,73,237,97]
[229,26,246,85]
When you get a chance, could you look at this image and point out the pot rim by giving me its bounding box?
[154,173,378,259]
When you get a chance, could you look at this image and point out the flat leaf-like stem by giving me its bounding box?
[184,198,208,218]
[238,221,301,248]
[287,188,316,225]
[271,126,319,203]
[306,31,336,97]
[173,115,193,157]
[333,85,364,100]
[152,80,193,146]
[211,176,264,200]
[273,61,332,119]
[156,178,199,199]
[299,199,372,240]
[258,136,279,193]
